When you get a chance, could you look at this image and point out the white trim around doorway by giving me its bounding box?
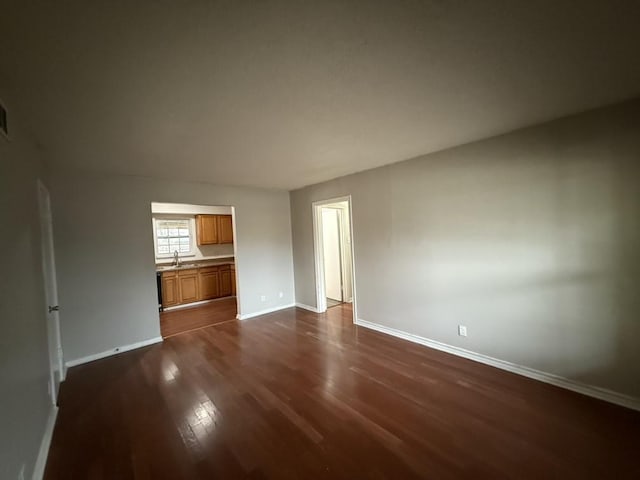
[311,195,358,322]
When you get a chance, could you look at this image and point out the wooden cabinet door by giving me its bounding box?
[196,215,218,245]
[217,215,234,244]
[162,272,179,307]
[198,268,219,300]
[178,270,199,304]
[219,266,232,297]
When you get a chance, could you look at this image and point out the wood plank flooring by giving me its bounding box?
[45,304,640,479]
[160,297,237,338]
[326,298,343,308]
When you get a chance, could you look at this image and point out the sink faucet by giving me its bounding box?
[173,250,182,266]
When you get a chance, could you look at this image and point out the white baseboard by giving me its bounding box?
[31,405,58,480]
[237,303,295,320]
[65,336,163,368]
[295,302,320,313]
[355,318,640,412]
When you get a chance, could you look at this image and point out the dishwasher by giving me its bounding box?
[156,272,163,312]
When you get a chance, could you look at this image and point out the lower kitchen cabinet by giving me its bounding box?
[162,263,235,307]
[219,265,232,297]
[178,269,199,304]
[198,267,220,300]
[161,272,179,307]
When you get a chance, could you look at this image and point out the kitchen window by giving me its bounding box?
[155,218,193,257]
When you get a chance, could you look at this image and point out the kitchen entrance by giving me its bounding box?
[151,202,239,338]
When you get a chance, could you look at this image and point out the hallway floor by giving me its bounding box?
[326,297,343,308]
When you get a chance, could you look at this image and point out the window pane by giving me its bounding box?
[155,219,191,258]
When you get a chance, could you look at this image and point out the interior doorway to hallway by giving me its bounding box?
[312,196,356,321]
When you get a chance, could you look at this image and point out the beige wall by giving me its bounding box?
[51,171,295,362]
[290,99,640,398]
[0,89,52,479]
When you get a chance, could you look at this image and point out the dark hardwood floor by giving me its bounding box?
[160,297,237,338]
[45,304,640,479]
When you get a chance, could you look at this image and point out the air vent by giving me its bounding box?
[0,100,7,139]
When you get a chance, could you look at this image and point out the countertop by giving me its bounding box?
[156,259,235,272]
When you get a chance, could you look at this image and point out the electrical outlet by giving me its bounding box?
[279,291,283,298]
[260,295,266,302]
[458,325,467,337]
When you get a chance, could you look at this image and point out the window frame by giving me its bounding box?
[153,216,195,259]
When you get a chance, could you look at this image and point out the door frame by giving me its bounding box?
[230,206,242,317]
[37,180,65,405]
[312,195,357,321]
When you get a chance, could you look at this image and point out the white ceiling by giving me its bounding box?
[2,1,639,190]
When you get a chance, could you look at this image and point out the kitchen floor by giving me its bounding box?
[160,297,237,338]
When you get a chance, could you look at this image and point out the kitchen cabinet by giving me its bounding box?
[161,271,179,307]
[177,269,199,304]
[219,265,232,297]
[198,266,220,300]
[195,214,233,245]
[217,215,234,244]
[162,269,200,306]
[161,263,235,308]
[196,215,218,245]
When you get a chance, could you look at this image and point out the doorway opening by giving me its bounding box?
[312,196,357,321]
[150,202,240,338]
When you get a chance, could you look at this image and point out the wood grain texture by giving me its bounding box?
[45,304,640,479]
[198,269,220,301]
[161,272,178,307]
[217,214,234,244]
[160,297,237,338]
[196,214,218,245]
[177,270,199,304]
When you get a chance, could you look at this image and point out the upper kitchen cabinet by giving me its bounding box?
[196,214,218,245]
[217,215,234,244]
[196,214,233,245]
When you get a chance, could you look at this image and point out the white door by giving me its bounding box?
[337,207,353,303]
[322,208,343,302]
[37,180,64,404]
